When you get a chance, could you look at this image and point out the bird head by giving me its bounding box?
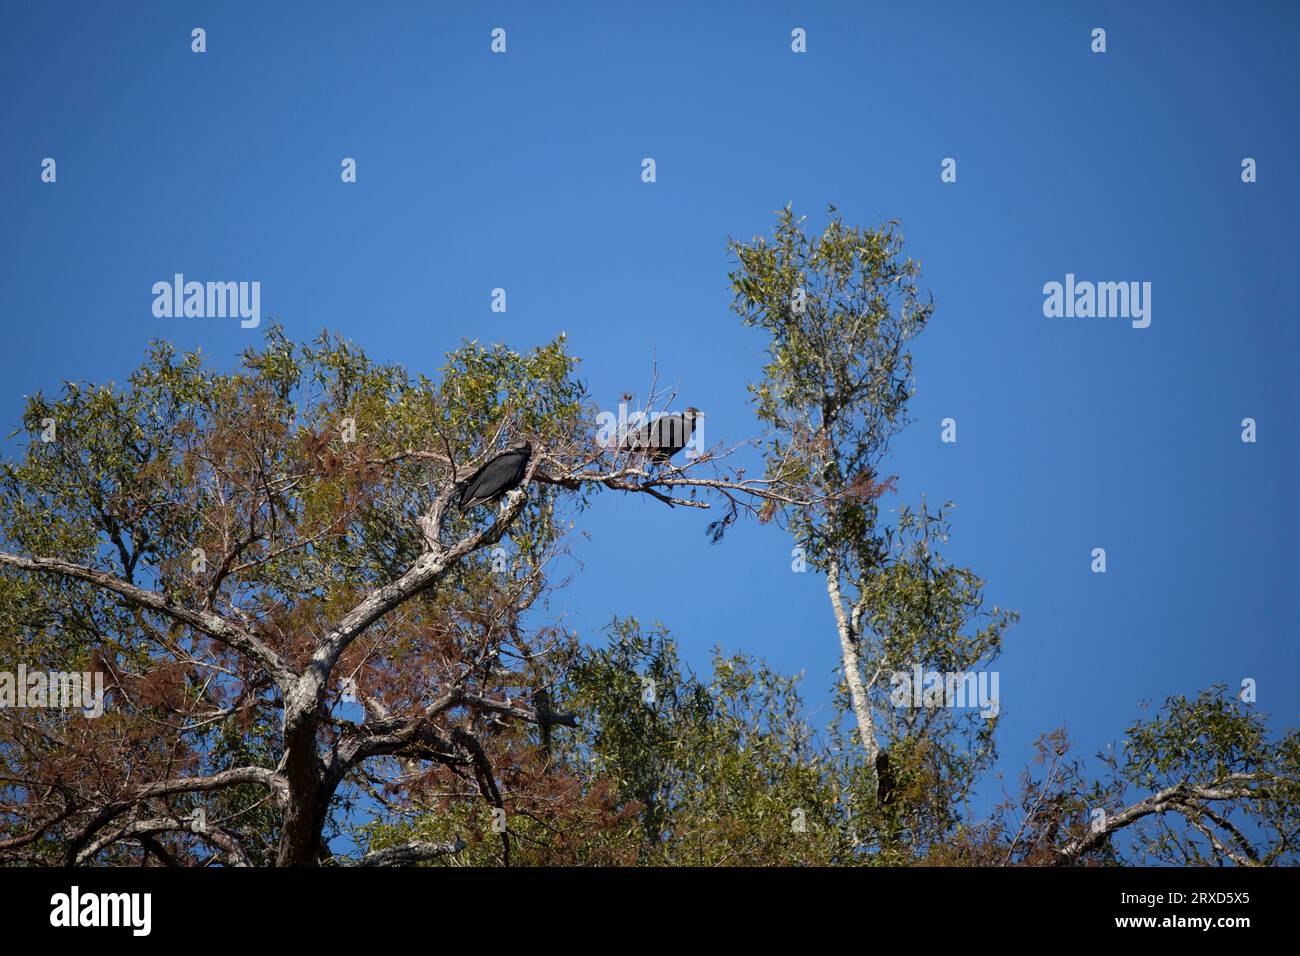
[509,439,533,457]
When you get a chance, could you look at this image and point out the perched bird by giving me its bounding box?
[875,749,896,808]
[456,440,532,511]
[622,407,703,463]
[533,688,554,767]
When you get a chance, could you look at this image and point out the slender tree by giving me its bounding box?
[727,208,1012,848]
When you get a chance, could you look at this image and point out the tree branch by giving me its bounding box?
[1055,774,1263,863]
[356,838,465,866]
[0,552,295,689]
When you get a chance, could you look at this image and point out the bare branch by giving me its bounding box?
[0,552,296,689]
[1055,774,1263,863]
[356,838,465,867]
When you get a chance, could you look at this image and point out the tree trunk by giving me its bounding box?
[826,559,880,774]
[276,718,328,866]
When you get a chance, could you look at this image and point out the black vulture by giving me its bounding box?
[621,407,703,463]
[456,440,532,511]
[533,688,553,767]
[875,749,896,808]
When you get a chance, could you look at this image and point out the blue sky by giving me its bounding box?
[2,0,1297,814]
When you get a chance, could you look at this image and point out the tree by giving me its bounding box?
[2,211,1295,868]
[724,206,1298,861]
[726,207,1013,851]
[383,626,1300,866]
[559,619,851,865]
[0,328,798,866]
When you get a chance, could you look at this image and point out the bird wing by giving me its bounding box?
[456,460,488,507]
[621,419,654,450]
[459,450,526,507]
[652,414,687,456]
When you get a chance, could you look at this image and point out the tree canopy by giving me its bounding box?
[1,209,1295,867]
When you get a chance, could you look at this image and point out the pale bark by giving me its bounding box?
[358,838,465,866]
[1054,773,1261,864]
[76,816,253,867]
[826,556,879,770]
